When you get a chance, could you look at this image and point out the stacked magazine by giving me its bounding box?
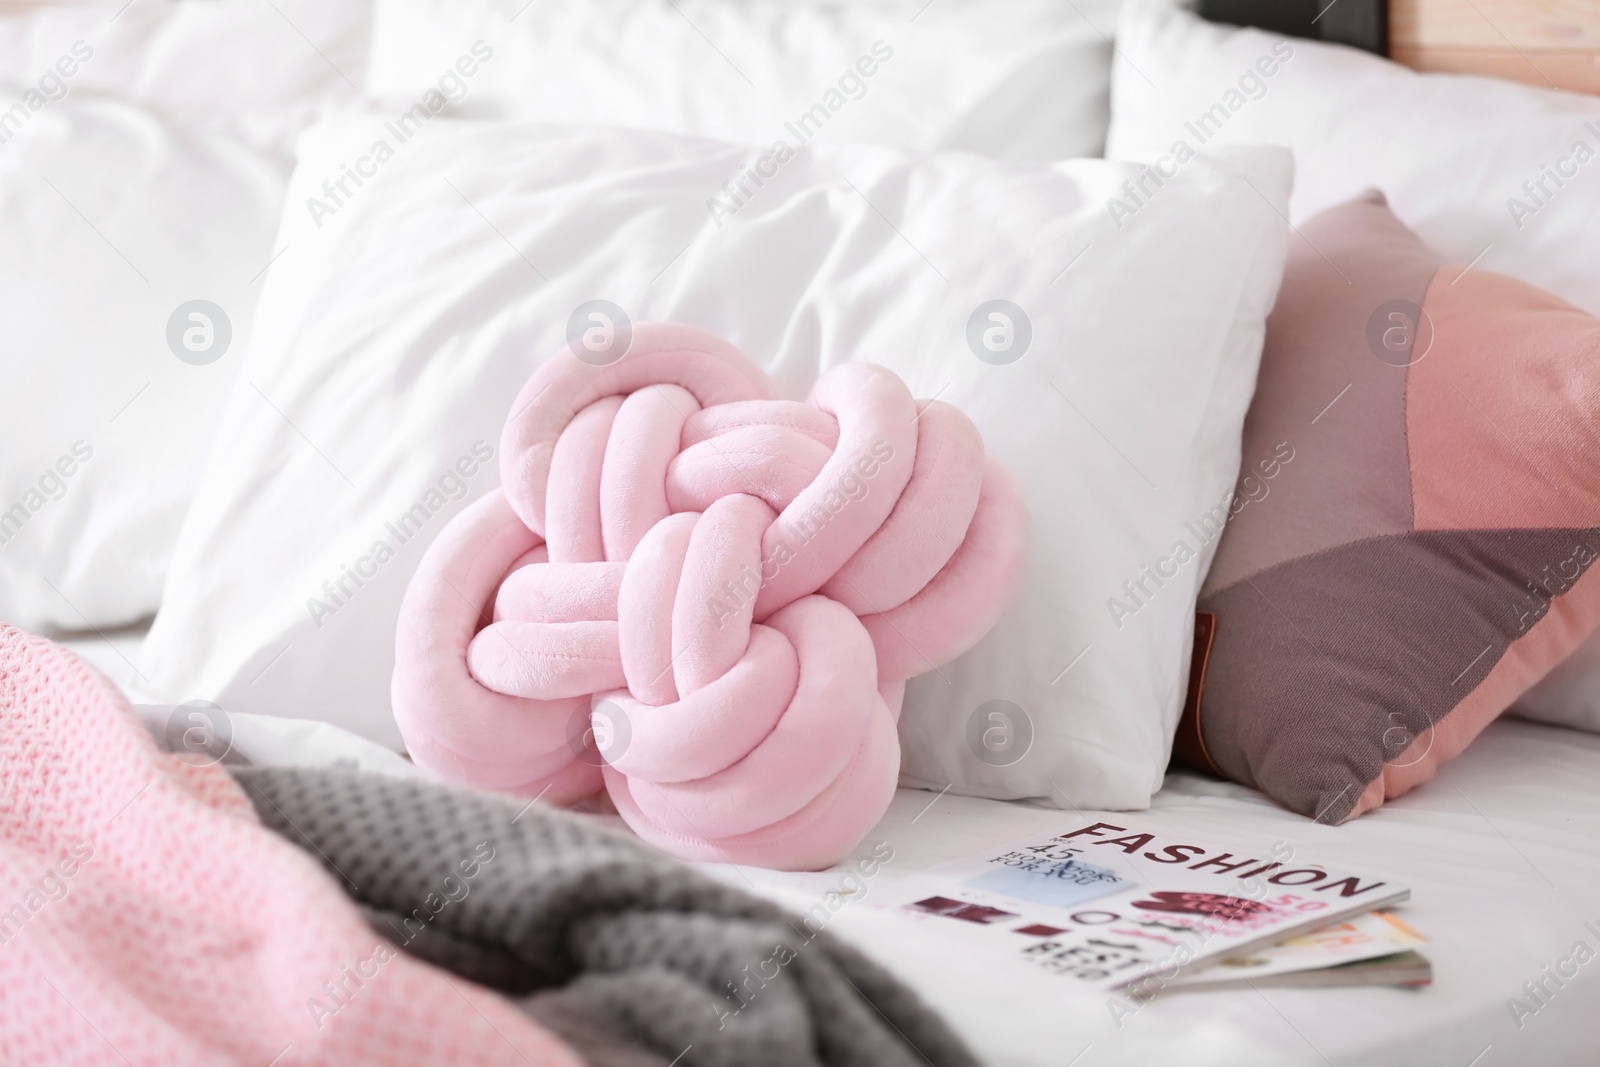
[885,819,1428,998]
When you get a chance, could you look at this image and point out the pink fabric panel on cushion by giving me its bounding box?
[1408,269,1600,532]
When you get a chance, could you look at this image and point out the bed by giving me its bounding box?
[57,626,1600,1066]
[749,722,1600,1067]
[10,0,1600,1062]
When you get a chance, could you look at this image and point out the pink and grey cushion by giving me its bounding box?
[1177,190,1600,823]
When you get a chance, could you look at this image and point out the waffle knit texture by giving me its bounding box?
[0,625,584,1067]
[230,764,981,1067]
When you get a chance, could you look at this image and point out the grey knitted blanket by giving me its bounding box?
[229,766,980,1067]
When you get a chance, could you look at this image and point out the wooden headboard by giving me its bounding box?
[1201,0,1600,96]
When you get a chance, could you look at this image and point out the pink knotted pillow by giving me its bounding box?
[393,323,1026,869]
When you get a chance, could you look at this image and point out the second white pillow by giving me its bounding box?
[366,0,1126,162]
[140,115,1289,810]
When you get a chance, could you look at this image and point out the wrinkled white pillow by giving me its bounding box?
[1518,640,1600,733]
[0,0,370,161]
[1108,0,1600,317]
[140,114,1288,810]
[0,0,372,633]
[366,0,1125,161]
[0,95,284,632]
[1108,0,1600,733]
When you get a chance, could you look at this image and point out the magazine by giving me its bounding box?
[884,819,1409,996]
[1164,949,1433,991]
[1162,911,1430,991]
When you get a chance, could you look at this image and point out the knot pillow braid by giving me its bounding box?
[393,324,1026,870]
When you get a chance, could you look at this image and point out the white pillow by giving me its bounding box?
[0,95,284,633]
[1107,0,1600,733]
[139,114,1289,811]
[1108,0,1600,318]
[366,0,1124,162]
[0,0,370,161]
[1517,625,1600,733]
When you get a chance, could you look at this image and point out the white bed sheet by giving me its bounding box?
[58,624,152,699]
[59,624,419,777]
[722,720,1600,1067]
[62,627,1600,1065]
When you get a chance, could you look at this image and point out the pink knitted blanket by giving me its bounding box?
[393,323,1027,870]
[0,624,583,1067]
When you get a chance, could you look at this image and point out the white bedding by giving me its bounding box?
[24,2,1598,1062]
[725,718,1600,1066]
[63,626,1600,1066]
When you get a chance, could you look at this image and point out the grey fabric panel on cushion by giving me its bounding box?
[229,765,980,1067]
[1199,528,1598,820]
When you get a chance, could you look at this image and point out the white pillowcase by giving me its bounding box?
[0,95,284,633]
[0,0,372,634]
[366,0,1124,161]
[1518,640,1600,733]
[140,114,1289,810]
[0,0,371,161]
[1108,0,1600,317]
[1108,0,1600,733]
